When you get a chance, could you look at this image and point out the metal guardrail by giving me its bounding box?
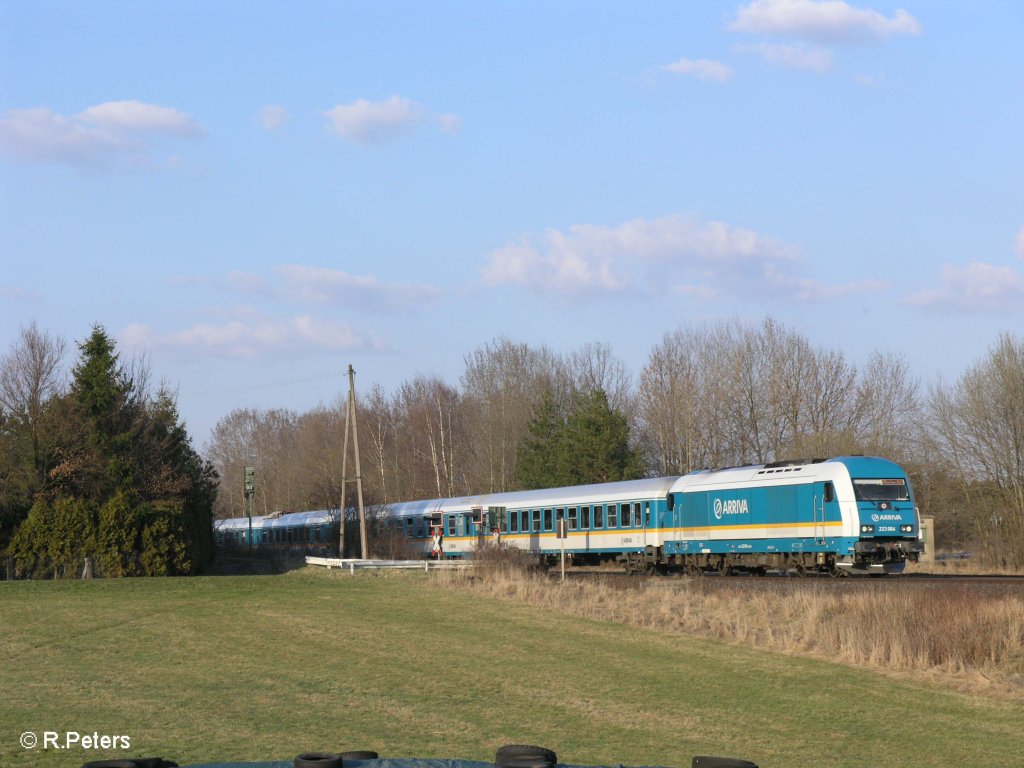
[305,556,471,573]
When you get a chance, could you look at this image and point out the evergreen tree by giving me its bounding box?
[6,325,217,578]
[516,388,644,489]
[563,389,644,484]
[71,325,138,495]
[515,391,568,489]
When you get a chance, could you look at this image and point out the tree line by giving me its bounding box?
[206,318,1024,569]
[3,317,1022,574]
[0,324,216,578]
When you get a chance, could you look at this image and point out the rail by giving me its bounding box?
[305,556,471,573]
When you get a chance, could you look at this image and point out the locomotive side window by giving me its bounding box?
[824,483,835,503]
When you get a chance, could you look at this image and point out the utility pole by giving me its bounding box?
[244,465,255,552]
[339,365,367,559]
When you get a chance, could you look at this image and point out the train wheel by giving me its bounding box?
[686,561,703,577]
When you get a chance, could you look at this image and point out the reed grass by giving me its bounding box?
[440,568,1024,696]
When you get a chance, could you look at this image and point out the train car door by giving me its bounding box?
[813,481,838,544]
[679,491,711,544]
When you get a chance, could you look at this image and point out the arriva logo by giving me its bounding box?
[714,498,749,520]
[872,513,901,522]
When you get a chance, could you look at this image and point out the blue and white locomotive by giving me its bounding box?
[213,456,923,575]
[386,456,923,575]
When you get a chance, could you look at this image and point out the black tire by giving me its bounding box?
[295,752,345,768]
[495,744,557,766]
[340,752,379,760]
[692,757,759,768]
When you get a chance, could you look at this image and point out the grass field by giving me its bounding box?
[3,570,1023,768]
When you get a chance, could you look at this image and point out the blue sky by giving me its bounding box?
[2,1,1022,447]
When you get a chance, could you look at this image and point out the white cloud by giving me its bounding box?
[437,113,462,135]
[663,58,733,82]
[1015,226,1024,260]
[483,214,886,304]
[258,105,291,132]
[323,96,460,144]
[76,100,203,136]
[729,0,922,43]
[739,42,834,72]
[0,100,203,167]
[274,265,439,309]
[483,214,813,298]
[121,315,384,359]
[906,262,1024,313]
[323,96,426,144]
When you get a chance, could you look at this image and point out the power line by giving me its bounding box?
[182,371,343,398]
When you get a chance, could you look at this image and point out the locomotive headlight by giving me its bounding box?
[861,525,874,534]
[900,524,914,533]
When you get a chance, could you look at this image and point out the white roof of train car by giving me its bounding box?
[385,477,679,519]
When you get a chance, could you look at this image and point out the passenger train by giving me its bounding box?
[214,456,924,575]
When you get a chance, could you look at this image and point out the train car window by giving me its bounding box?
[509,511,519,533]
[447,516,456,536]
[634,502,642,526]
[594,505,604,528]
[568,507,578,530]
[556,508,564,524]
[531,509,541,532]
[608,504,618,528]
[622,503,632,527]
[287,528,295,544]
[644,502,651,527]
[543,509,553,531]
[824,482,835,503]
[581,506,591,529]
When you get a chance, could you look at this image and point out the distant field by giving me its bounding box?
[2,570,1023,768]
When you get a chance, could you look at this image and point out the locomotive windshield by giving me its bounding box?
[853,478,909,502]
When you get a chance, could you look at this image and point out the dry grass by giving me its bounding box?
[439,569,1024,697]
[906,557,1024,576]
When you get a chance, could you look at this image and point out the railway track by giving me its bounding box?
[554,567,1024,592]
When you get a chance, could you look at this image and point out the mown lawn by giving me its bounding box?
[2,569,1021,768]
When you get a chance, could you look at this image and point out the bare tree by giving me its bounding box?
[926,333,1024,567]
[566,341,633,412]
[205,407,300,518]
[359,384,397,504]
[637,328,707,474]
[0,322,68,484]
[396,376,464,499]
[460,338,563,492]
